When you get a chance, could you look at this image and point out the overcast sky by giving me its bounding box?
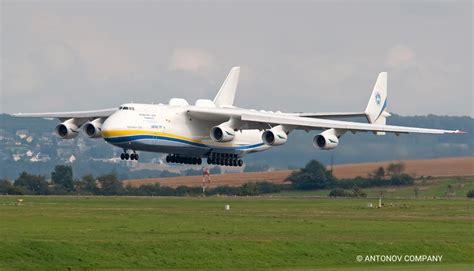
[1,1,472,116]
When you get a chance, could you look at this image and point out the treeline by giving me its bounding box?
[0,165,283,196]
[0,160,415,197]
[286,160,415,197]
[287,160,414,190]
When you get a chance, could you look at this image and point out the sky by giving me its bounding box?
[1,1,472,116]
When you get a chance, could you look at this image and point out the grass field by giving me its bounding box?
[0,196,472,270]
[273,177,474,198]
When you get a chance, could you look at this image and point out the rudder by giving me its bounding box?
[364,72,390,135]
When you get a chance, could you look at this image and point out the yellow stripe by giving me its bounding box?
[102,129,203,143]
[102,129,248,148]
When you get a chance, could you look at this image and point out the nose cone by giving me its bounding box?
[101,112,123,139]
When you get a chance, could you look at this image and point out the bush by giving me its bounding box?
[467,190,474,198]
[328,188,352,197]
[328,188,367,198]
[351,187,367,198]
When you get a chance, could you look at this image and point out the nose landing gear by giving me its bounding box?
[120,150,139,161]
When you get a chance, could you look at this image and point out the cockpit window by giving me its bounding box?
[119,106,134,111]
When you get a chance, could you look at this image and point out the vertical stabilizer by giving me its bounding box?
[213,67,240,107]
[364,72,390,135]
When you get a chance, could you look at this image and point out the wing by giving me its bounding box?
[13,108,116,121]
[187,106,464,135]
[295,112,367,119]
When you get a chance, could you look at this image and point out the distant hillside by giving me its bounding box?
[0,113,472,180]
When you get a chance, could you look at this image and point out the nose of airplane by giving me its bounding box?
[101,112,122,139]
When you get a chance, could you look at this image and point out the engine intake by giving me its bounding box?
[55,119,80,139]
[262,126,288,146]
[210,125,235,142]
[313,129,339,150]
[83,118,104,138]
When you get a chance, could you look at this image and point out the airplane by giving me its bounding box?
[14,67,464,167]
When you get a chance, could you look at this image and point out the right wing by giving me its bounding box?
[187,106,464,135]
[294,112,367,119]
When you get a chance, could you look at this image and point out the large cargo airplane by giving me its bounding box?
[15,67,464,167]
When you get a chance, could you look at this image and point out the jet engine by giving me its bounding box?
[210,125,235,142]
[55,119,80,139]
[83,118,104,138]
[262,126,288,146]
[313,129,340,150]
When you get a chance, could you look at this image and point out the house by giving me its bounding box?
[16,130,29,139]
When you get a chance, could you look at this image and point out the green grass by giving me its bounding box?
[0,196,472,270]
[274,177,474,198]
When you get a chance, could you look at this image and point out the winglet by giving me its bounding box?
[213,67,240,107]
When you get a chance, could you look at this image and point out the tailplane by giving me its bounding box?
[213,67,240,107]
[364,72,390,135]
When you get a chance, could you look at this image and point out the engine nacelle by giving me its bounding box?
[262,126,288,146]
[55,119,80,139]
[210,125,235,142]
[313,129,339,150]
[83,118,104,138]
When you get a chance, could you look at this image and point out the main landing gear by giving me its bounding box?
[207,153,243,167]
[166,154,202,165]
[120,150,139,161]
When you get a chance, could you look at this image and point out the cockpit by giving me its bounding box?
[118,106,135,111]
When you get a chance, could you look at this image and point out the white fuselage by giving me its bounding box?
[101,103,270,158]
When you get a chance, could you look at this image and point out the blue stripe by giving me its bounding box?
[104,135,265,150]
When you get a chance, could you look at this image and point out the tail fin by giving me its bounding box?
[213,67,240,107]
[364,72,390,135]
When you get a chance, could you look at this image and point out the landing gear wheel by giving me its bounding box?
[125,153,130,160]
[135,153,139,160]
[120,153,125,160]
[238,159,243,167]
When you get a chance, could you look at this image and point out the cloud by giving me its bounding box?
[386,45,416,68]
[168,48,214,73]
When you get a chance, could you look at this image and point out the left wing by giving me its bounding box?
[187,106,464,135]
[13,108,116,121]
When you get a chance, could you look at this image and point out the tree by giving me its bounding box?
[97,173,123,195]
[287,160,334,190]
[389,173,414,185]
[0,179,23,195]
[386,163,405,176]
[77,174,97,194]
[372,167,385,179]
[239,182,260,196]
[14,172,49,195]
[51,165,74,191]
